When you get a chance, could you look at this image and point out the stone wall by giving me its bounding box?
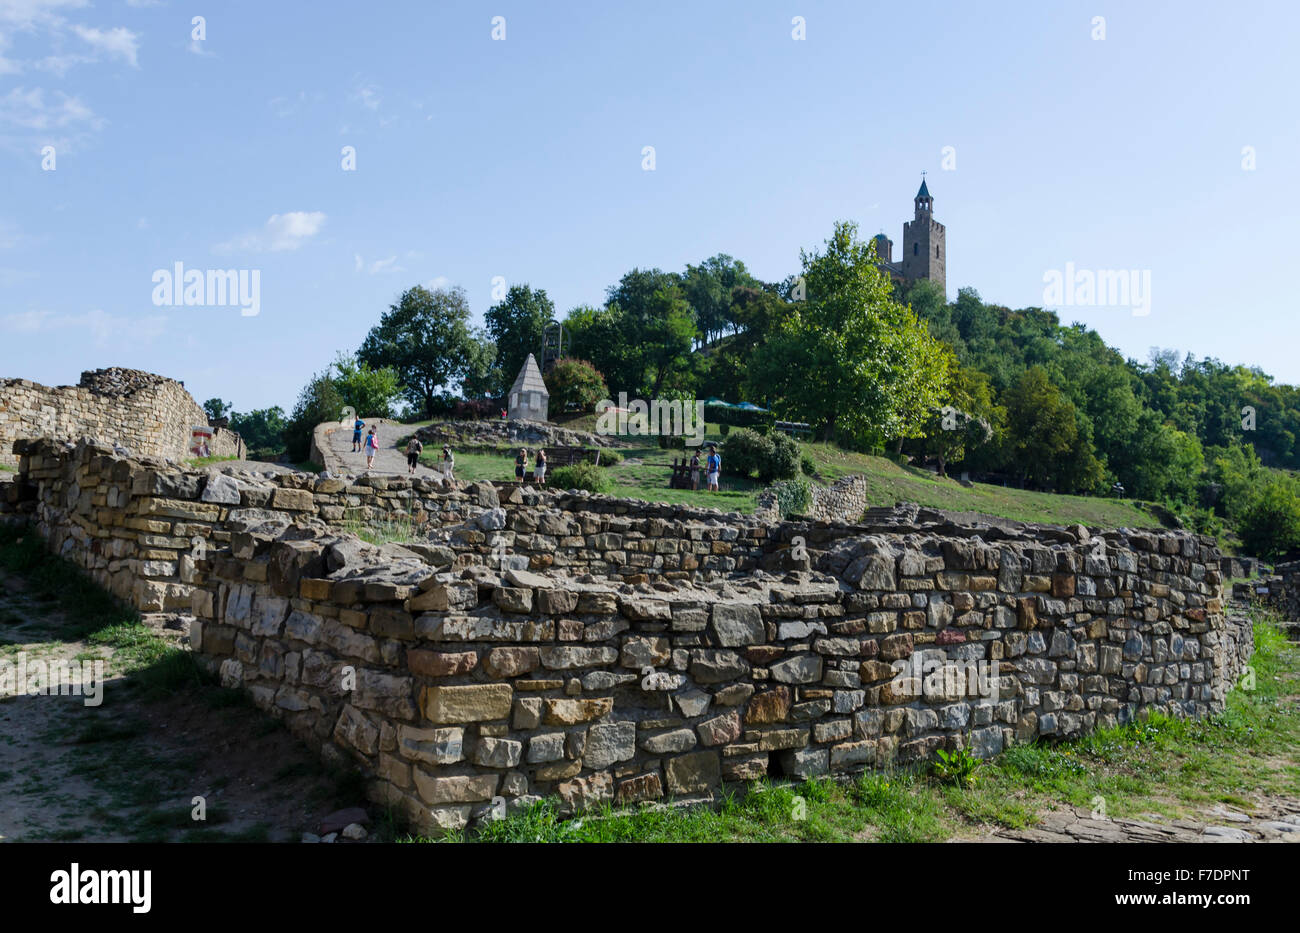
[0,368,243,467]
[756,474,869,523]
[3,438,1242,836]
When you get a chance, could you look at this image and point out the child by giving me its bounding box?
[406,437,423,475]
[441,444,455,481]
[706,445,721,491]
[364,428,379,470]
[534,449,547,486]
[515,447,527,481]
[352,416,365,452]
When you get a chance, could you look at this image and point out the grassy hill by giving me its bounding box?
[414,418,1163,529]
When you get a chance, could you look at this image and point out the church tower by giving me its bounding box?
[901,177,946,295]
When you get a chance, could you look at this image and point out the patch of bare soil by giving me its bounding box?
[0,570,369,843]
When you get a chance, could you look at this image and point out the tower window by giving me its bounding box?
[936,245,940,258]
[913,243,918,256]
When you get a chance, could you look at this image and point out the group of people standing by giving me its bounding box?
[351,416,453,478]
[688,444,722,491]
[515,447,547,486]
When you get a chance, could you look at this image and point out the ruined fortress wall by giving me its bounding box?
[3,439,1245,835]
[0,368,243,467]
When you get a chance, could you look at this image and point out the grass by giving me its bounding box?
[184,454,240,468]
[417,419,1164,527]
[398,609,1299,843]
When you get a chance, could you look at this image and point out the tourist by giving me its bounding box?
[706,444,721,491]
[364,427,378,470]
[441,444,455,481]
[352,416,365,452]
[535,449,547,486]
[405,436,423,475]
[689,450,701,490]
[515,447,527,481]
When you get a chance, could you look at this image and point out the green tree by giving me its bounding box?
[544,358,609,412]
[1238,475,1300,560]
[332,353,403,419]
[748,221,949,446]
[229,407,287,459]
[282,369,344,463]
[1002,367,1104,492]
[484,284,555,397]
[358,285,478,418]
[202,398,232,421]
[682,254,758,347]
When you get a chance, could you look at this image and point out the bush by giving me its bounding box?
[548,462,611,494]
[704,403,776,433]
[770,476,812,518]
[801,454,817,476]
[722,427,800,482]
[544,358,609,412]
[592,447,621,466]
[765,432,801,483]
[657,434,686,450]
[722,428,771,479]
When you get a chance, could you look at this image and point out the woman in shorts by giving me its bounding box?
[515,448,527,481]
[534,449,547,486]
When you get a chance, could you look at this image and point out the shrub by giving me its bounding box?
[657,434,686,450]
[548,462,611,494]
[801,454,816,476]
[544,358,609,412]
[703,403,776,433]
[770,477,812,518]
[592,447,621,466]
[764,432,801,483]
[721,428,770,479]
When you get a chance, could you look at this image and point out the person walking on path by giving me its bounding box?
[706,445,721,492]
[364,427,379,471]
[515,448,528,481]
[534,449,547,486]
[405,436,423,475]
[352,416,366,452]
[689,450,701,490]
[441,444,455,481]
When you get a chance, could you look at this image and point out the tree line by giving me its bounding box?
[207,219,1300,559]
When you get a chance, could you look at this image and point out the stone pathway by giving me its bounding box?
[986,800,1300,843]
[324,419,445,480]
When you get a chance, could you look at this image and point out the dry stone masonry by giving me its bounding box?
[2,437,1250,835]
[0,368,243,467]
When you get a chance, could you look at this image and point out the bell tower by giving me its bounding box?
[901,175,945,295]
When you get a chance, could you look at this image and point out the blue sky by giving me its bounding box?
[2,0,1297,412]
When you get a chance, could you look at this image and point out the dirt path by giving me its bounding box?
[0,570,367,843]
[325,420,447,480]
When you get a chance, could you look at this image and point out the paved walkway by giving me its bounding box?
[324,420,445,479]
[986,801,1300,843]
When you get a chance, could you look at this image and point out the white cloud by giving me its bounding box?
[351,82,381,111]
[71,24,139,67]
[1,307,166,345]
[354,254,402,275]
[215,211,327,253]
[425,275,451,291]
[0,85,98,131]
[0,1,89,30]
